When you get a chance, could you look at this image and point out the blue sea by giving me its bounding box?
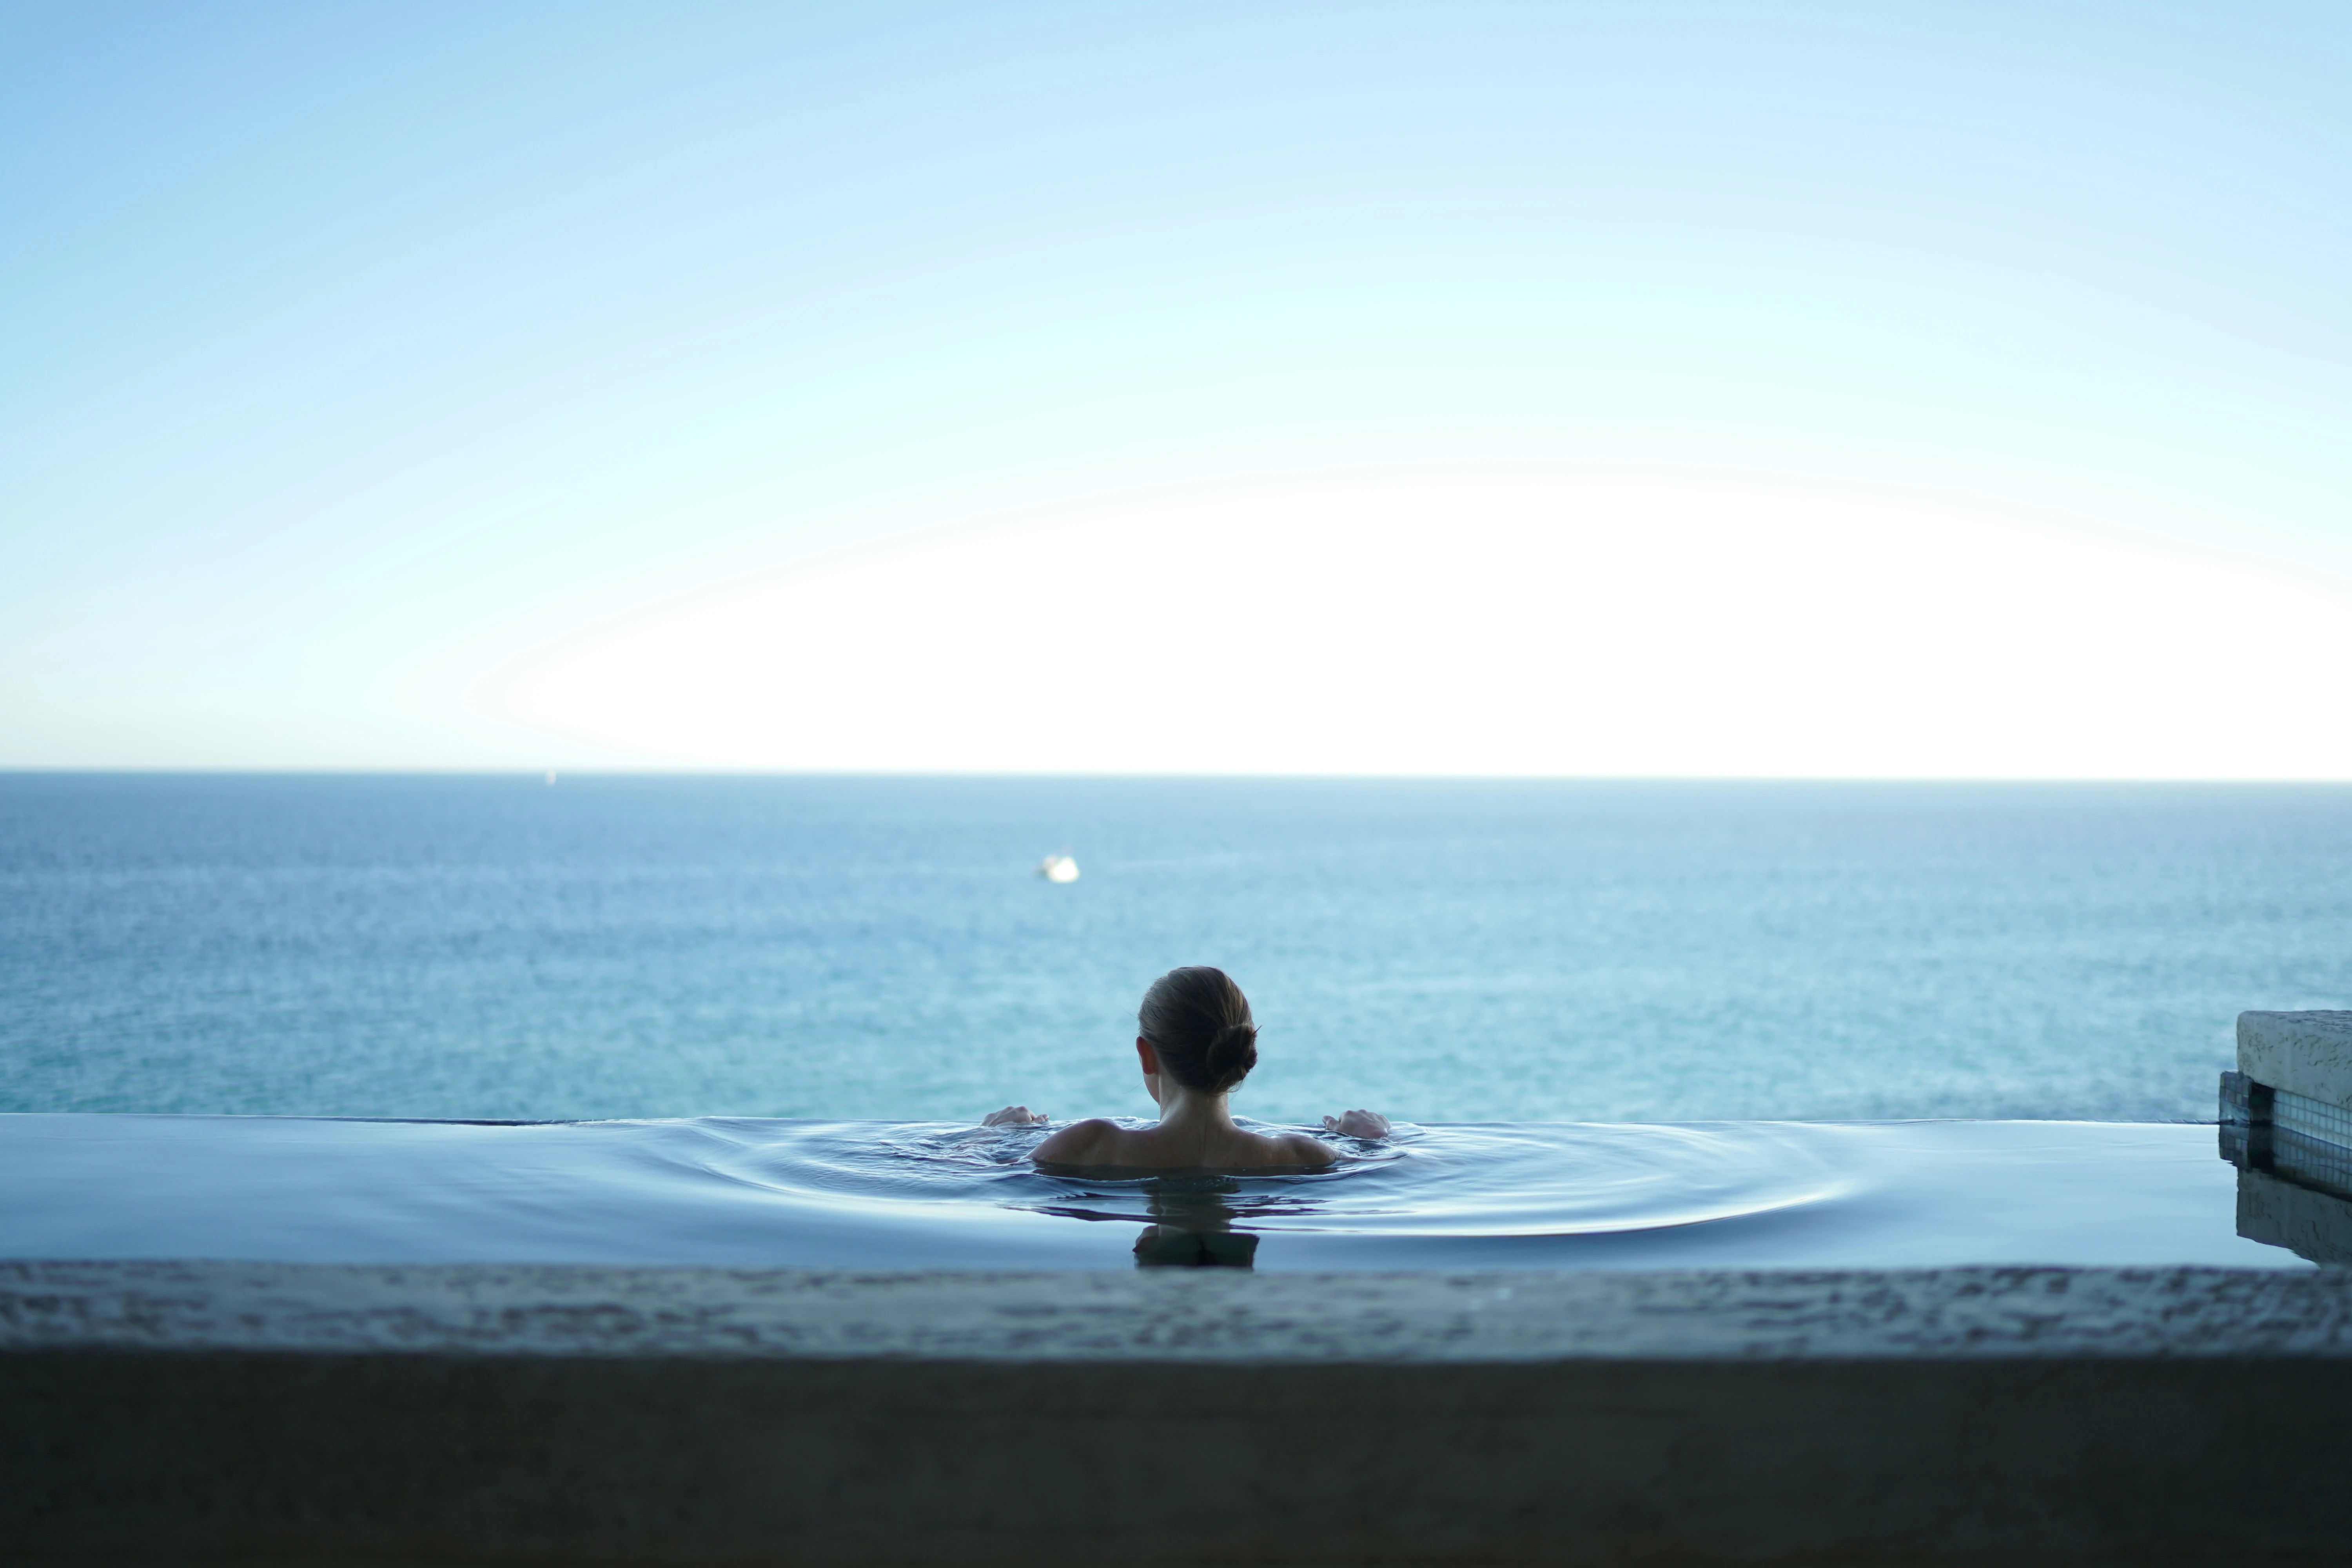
[5,773,2348,1127]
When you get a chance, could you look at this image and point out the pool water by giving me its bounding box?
[0,1113,2299,1273]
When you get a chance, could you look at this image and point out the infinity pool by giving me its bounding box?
[0,1113,2298,1272]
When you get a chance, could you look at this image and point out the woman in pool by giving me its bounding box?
[985,965,1389,1169]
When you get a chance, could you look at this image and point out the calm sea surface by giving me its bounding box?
[4,775,2348,1126]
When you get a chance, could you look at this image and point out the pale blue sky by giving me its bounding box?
[5,3,2348,772]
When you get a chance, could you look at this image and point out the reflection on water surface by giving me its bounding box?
[0,1113,2305,1274]
[2219,1076,2352,1269]
[713,1118,1850,1241]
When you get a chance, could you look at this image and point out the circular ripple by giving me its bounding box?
[693,1118,1849,1239]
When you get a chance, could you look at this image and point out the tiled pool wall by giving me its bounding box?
[2221,1011,2352,1265]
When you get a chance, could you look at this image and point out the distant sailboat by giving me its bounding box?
[1038,853,1080,884]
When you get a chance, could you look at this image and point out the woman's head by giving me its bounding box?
[1137,966,1258,1096]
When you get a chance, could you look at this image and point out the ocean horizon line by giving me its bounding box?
[7,769,2352,788]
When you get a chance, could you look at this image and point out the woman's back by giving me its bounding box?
[1031,1114,1333,1171]
[987,966,1387,1171]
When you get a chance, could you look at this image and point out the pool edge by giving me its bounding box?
[5,1260,2352,1565]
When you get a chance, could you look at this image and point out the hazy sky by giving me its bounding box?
[5,3,2348,775]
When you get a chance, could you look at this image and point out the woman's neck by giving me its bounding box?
[1153,1087,1238,1140]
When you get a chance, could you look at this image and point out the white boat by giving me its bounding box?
[1037,854,1080,884]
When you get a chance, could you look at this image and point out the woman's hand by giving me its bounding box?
[1321,1109,1391,1139]
[983,1105,1049,1127]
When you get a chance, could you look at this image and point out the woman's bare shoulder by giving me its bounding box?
[1031,1118,1122,1164]
[1266,1131,1338,1169]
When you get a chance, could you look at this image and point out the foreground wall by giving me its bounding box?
[6,1260,2352,1567]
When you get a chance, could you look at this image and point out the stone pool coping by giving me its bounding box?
[6,1257,2352,1361]
[9,1261,2352,1566]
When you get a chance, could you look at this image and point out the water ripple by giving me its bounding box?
[693,1118,1850,1238]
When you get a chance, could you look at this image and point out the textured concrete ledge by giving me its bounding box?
[7,1261,2352,1566]
[7,1258,2352,1361]
[2239,1009,2352,1109]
